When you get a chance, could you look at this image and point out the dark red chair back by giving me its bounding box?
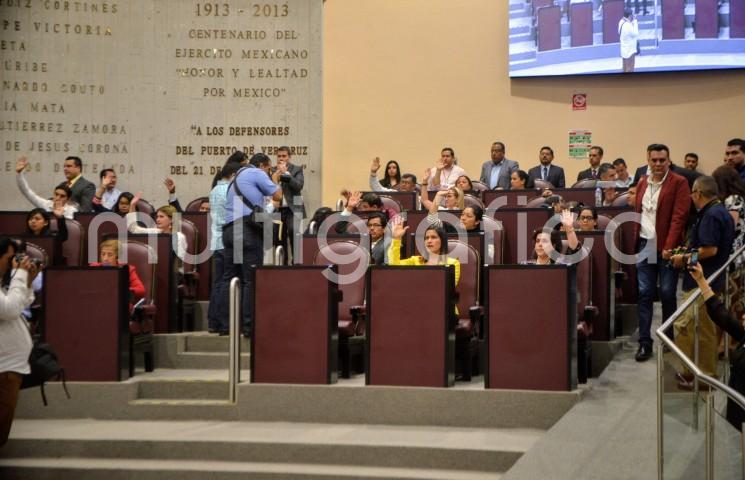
[186,197,209,212]
[178,218,199,273]
[463,194,484,210]
[314,241,369,336]
[61,218,85,266]
[379,196,402,215]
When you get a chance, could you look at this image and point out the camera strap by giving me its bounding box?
[228,167,263,214]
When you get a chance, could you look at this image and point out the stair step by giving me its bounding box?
[3,419,538,475]
[136,379,231,400]
[0,458,503,480]
[156,351,251,370]
[183,333,250,353]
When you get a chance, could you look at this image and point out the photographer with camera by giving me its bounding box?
[0,237,41,446]
[669,176,735,389]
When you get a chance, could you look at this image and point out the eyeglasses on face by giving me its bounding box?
[367,223,383,228]
[579,215,595,221]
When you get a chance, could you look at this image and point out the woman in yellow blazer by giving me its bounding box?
[387,216,460,288]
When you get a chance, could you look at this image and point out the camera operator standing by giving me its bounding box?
[669,176,735,389]
[0,237,40,446]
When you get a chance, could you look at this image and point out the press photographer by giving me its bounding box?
[0,237,40,447]
[669,176,736,389]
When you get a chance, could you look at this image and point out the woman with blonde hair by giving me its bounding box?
[126,194,187,261]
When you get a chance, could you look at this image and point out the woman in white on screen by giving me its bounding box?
[619,9,639,73]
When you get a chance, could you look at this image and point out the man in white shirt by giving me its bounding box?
[613,158,633,187]
[94,169,122,210]
[0,237,38,446]
[424,147,467,191]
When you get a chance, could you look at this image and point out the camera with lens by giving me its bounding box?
[13,254,43,268]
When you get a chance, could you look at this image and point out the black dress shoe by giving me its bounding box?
[635,345,653,362]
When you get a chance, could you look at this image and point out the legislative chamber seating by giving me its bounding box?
[361,191,417,212]
[379,195,403,215]
[525,196,547,208]
[602,0,624,43]
[366,265,457,387]
[570,1,593,47]
[446,239,483,381]
[134,198,155,216]
[563,240,597,384]
[45,266,131,381]
[485,264,577,391]
[533,179,554,189]
[470,180,488,192]
[463,194,484,210]
[252,265,340,384]
[612,192,630,207]
[61,218,84,266]
[314,240,369,378]
[185,196,209,212]
[121,240,157,376]
[177,217,199,331]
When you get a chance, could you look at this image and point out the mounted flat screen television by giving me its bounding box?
[508,0,745,77]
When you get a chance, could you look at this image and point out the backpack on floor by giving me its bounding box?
[20,341,71,406]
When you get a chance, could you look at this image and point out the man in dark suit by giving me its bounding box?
[528,146,565,188]
[632,144,691,362]
[62,156,95,212]
[576,146,604,182]
[479,142,519,189]
[366,212,388,265]
[275,146,305,263]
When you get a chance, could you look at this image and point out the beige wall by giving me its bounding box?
[322,0,745,207]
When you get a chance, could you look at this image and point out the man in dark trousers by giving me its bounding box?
[633,144,690,362]
[274,146,305,263]
[215,153,282,335]
[62,156,96,212]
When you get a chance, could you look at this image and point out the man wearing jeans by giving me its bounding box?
[215,153,282,336]
[633,144,691,362]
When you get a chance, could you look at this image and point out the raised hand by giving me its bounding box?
[435,157,445,170]
[370,157,381,174]
[101,174,113,189]
[15,156,28,173]
[130,191,143,211]
[52,204,65,218]
[346,190,362,211]
[560,209,575,229]
[390,216,409,240]
[163,178,176,194]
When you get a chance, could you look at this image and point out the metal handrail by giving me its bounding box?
[274,245,285,266]
[228,277,241,403]
[656,243,745,479]
[335,198,344,211]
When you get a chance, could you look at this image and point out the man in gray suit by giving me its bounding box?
[528,146,566,188]
[62,156,96,212]
[479,142,519,189]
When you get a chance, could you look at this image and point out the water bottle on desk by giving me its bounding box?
[595,187,602,207]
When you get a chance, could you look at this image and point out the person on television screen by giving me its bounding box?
[619,10,639,73]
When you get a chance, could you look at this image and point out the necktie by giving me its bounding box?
[592,169,597,178]
[542,167,547,181]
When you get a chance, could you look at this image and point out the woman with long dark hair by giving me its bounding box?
[379,160,402,189]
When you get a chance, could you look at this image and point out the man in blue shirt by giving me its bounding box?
[215,153,282,335]
[670,176,735,387]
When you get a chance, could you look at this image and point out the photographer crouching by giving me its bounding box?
[0,236,40,447]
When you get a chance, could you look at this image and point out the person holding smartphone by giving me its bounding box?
[619,10,639,73]
[669,176,736,388]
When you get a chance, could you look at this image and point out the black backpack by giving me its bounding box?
[21,341,71,406]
